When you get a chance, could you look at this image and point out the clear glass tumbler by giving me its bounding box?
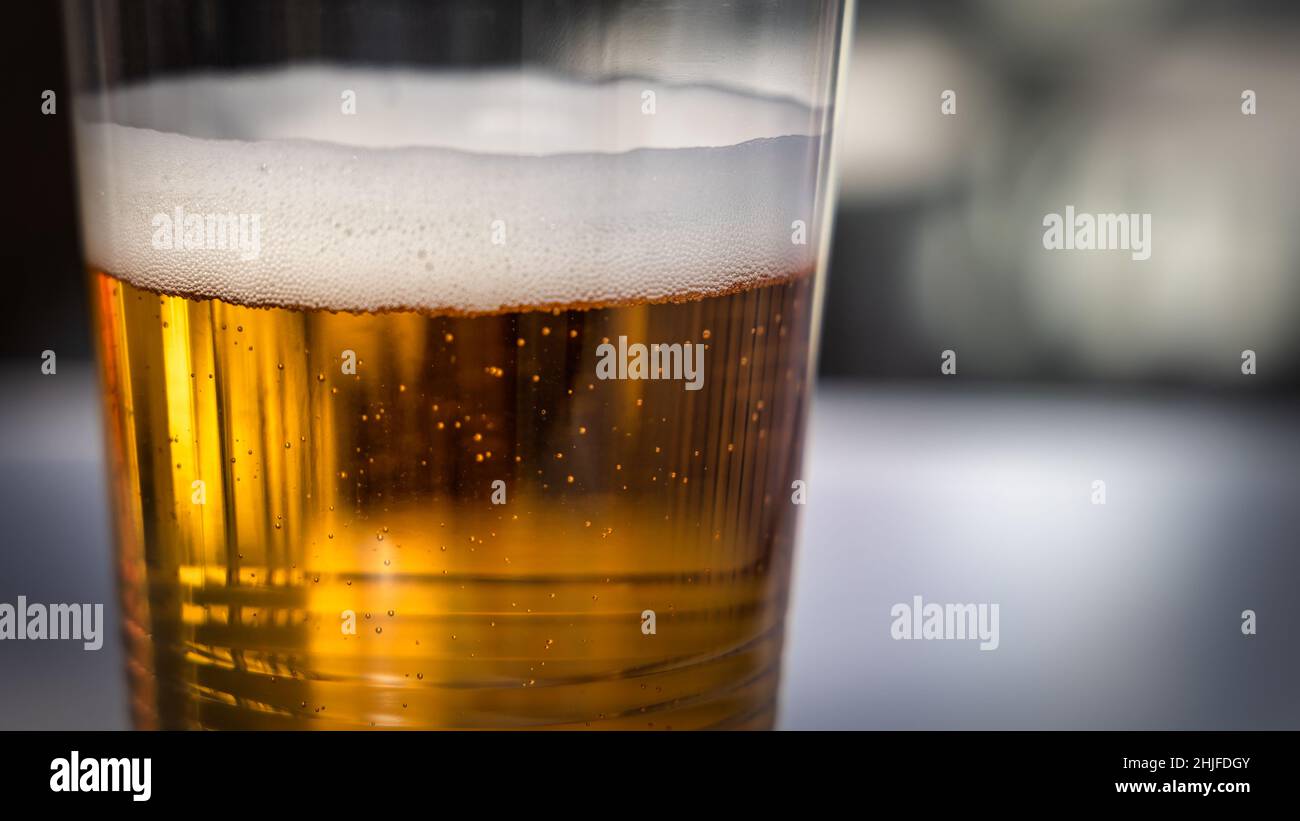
[62,0,852,729]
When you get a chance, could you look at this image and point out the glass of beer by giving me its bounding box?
[62,0,851,729]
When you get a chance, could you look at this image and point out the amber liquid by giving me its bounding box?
[91,271,814,729]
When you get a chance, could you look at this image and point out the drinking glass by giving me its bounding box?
[62,0,852,729]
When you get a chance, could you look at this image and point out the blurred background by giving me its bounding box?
[2,0,1297,728]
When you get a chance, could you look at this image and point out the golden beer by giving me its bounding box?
[92,270,814,729]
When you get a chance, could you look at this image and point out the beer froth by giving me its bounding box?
[74,67,823,315]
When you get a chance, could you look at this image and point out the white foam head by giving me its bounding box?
[74,66,826,314]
